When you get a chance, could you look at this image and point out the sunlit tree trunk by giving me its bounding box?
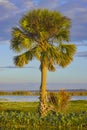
[39,61,47,117]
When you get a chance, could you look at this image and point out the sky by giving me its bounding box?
[0,0,87,91]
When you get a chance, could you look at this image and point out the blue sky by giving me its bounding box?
[0,0,87,91]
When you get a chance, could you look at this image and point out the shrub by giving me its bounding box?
[48,90,70,114]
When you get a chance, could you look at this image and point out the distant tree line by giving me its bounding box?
[0,90,87,96]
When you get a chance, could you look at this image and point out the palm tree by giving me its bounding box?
[11,9,76,117]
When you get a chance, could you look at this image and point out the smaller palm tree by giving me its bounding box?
[48,90,70,114]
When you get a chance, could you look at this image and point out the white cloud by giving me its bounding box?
[0,40,10,44]
[0,0,17,9]
[37,0,59,9]
[76,51,87,57]
[0,0,19,21]
[23,0,35,8]
[15,0,37,13]
[0,0,87,42]
[57,0,87,41]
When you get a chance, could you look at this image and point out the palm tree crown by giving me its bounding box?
[11,9,76,70]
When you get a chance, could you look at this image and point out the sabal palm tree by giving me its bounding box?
[11,9,76,117]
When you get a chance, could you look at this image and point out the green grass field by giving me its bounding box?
[0,102,38,112]
[0,100,87,113]
[0,100,87,129]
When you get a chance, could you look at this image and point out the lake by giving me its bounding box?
[0,95,87,102]
[0,95,39,102]
[71,96,87,101]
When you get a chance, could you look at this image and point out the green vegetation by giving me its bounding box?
[0,90,87,96]
[47,90,87,96]
[11,9,76,116]
[0,102,38,112]
[0,111,87,129]
[67,100,87,113]
[0,90,32,95]
[69,91,87,96]
[0,101,87,129]
[48,90,70,114]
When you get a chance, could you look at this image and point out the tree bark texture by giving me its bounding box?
[39,61,47,117]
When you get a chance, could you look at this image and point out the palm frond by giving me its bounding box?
[58,44,76,67]
[11,27,34,52]
[39,44,60,71]
[14,50,34,67]
[48,64,56,72]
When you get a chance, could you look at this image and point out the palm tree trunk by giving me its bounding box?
[39,61,47,117]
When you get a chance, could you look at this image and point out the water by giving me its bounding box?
[0,95,39,102]
[71,96,87,101]
[0,95,87,102]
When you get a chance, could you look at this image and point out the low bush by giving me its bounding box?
[48,90,70,114]
[0,111,87,129]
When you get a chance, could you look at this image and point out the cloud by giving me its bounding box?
[0,66,37,72]
[0,0,16,9]
[21,0,36,9]
[10,0,37,13]
[75,41,87,46]
[0,0,38,41]
[0,40,10,44]
[37,0,59,9]
[0,0,87,42]
[0,0,19,21]
[0,66,37,69]
[57,0,87,41]
[76,51,87,57]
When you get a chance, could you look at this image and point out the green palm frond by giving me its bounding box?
[14,46,42,67]
[48,63,56,72]
[38,44,60,71]
[14,50,33,67]
[55,19,71,42]
[58,44,76,67]
[11,27,34,52]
